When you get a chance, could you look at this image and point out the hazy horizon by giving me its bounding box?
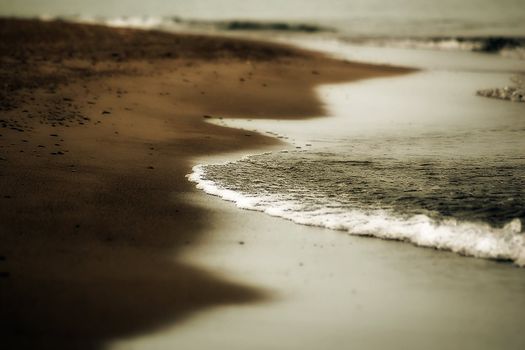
[1,0,524,24]
[2,0,525,38]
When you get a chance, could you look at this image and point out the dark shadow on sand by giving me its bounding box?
[0,165,263,350]
[0,18,412,349]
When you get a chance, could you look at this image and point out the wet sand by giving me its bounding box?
[111,190,525,350]
[152,68,525,350]
[0,18,409,349]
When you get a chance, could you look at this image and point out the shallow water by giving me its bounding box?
[198,152,525,228]
[189,46,525,265]
[111,190,525,350]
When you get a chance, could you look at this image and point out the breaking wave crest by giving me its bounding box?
[343,37,525,59]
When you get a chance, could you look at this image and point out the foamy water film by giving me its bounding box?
[190,150,525,266]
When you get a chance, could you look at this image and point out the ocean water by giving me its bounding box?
[3,1,524,263]
[189,47,525,265]
[2,0,525,35]
[4,0,525,60]
[190,151,525,265]
[4,0,525,59]
[2,0,525,37]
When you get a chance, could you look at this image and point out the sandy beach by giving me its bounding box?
[112,188,525,350]
[0,18,411,349]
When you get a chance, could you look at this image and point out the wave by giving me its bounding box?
[35,15,525,59]
[37,14,329,33]
[188,162,525,266]
[33,15,525,63]
[217,21,329,33]
[342,36,525,59]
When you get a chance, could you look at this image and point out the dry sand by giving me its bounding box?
[0,18,410,349]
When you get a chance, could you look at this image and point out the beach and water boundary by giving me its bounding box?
[186,36,525,267]
[0,18,408,348]
[0,16,524,350]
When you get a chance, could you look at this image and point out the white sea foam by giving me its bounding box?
[354,38,483,51]
[103,16,165,29]
[188,163,525,266]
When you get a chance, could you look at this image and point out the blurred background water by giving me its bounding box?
[1,0,525,37]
